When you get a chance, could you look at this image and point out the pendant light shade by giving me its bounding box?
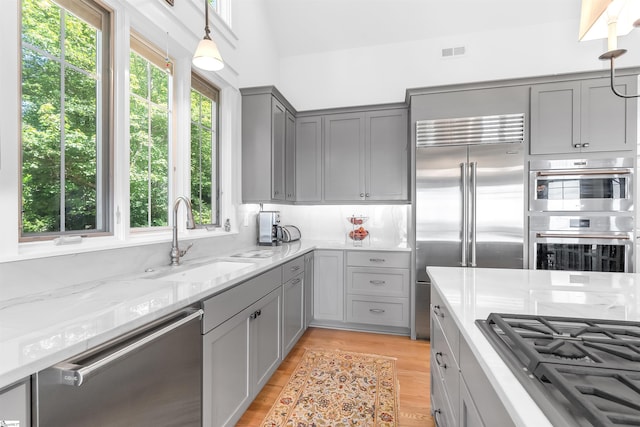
[193,0,224,71]
[193,37,224,71]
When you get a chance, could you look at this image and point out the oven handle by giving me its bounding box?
[535,169,632,177]
[47,308,203,386]
[536,232,631,240]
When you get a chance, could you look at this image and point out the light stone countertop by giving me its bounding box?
[0,241,409,389]
[427,266,640,427]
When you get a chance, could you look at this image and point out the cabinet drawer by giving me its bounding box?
[346,267,409,297]
[282,256,305,283]
[432,313,460,425]
[203,267,281,333]
[345,295,409,327]
[431,373,455,427]
[346,251,409,269]
[431,287,460,359]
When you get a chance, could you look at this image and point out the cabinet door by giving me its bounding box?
[460,377,484,427]
[296,116,323,202]
[530,81,581,155]
[285,111,296,200]
[581,77,634,153]
[272,98,286,201]
[304,252,314,328]
[203,310,250,427]
[252,289,282,391]
[365,109,408,201]
[323,113,365,201]
[0,381,30,427]
[282,274,304,358]
[241,93,273,202]
[313,250,344,321]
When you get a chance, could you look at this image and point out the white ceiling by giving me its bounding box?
[264,0,583,57]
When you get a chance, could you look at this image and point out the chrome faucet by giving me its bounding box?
[170,196,196,266]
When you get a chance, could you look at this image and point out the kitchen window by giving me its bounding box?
[20,0,111,240]
[208,0,231,28]
[190,72,220,226]
[129,34,173,229]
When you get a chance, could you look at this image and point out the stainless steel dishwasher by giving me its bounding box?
[34,307,203,427]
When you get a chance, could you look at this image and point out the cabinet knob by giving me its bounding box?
[365,193,370,198]
[433,304,442,317]
[573,144,581,148]
[582,143,589,148]
[360,193,365,198]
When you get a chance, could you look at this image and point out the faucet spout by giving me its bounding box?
[170,196,196,266]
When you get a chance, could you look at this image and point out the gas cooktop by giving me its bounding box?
[476,314,640,427]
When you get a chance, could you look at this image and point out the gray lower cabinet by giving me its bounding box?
[295,116,323,202]
[0,380,30,427]
[303,252,314,328]
[202,269,282,427]
[282,256,305,358]
[530,76,636,154]
[430,287,514,427]
[313,250,344,322]
[345,250,410,329]
[323,109,408,202]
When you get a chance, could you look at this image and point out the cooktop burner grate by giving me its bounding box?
[477,313,640,427]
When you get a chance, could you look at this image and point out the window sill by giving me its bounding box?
[1,227,238,264]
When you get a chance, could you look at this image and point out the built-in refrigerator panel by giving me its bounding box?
[469,143,524,269]
[415,145,467,283]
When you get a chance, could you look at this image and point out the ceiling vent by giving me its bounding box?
[441,46,466,58]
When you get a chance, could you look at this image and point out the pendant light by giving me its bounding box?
[193,0,224,71]
[579,0,640,98]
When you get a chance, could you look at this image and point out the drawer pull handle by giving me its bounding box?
[433,408,443,426]
[433,304,442,317]
[369,280,386,285]
[369,308,385,314]
[291,278,302,285]
[435,351,447,369]
[291,266,301,272]
[369,258,386,263]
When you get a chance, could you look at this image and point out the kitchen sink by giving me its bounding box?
[157,261,255,283]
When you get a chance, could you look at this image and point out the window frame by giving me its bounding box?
[19,0,112,242]
[128,32,175,231]
[190,71,221,227]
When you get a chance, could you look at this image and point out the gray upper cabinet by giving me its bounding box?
[285,110,296,201]
[323,112,366,201]
[365,109,408,201]
[272,98,286,201]
[241,87,296,203]
[295,116,323,202]
[530,77,636,154]
[323,108,408,202]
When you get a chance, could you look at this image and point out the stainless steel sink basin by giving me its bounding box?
[158,261,254,283]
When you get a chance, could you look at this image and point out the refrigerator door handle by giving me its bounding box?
[461,162,468,267]
[470,161,477,267]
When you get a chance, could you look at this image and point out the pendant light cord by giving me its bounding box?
[203,0,211,40]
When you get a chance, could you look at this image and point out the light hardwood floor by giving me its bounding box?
[236,327,434,427]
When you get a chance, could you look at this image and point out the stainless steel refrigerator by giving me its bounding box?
[415,114,526,339]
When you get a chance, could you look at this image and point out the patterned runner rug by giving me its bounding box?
[261,349,399,427]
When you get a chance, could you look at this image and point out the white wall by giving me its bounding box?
[234,0,281,88]
[275,19,640,110]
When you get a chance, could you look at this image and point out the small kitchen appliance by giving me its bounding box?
[280,225,301,243]
[477,313,640,427]
[257,211,282,246]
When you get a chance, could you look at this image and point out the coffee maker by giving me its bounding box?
[257,211,282,246]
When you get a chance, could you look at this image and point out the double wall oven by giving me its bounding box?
[529,157,635,273]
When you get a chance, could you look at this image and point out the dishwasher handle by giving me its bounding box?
[49,308,203,386]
